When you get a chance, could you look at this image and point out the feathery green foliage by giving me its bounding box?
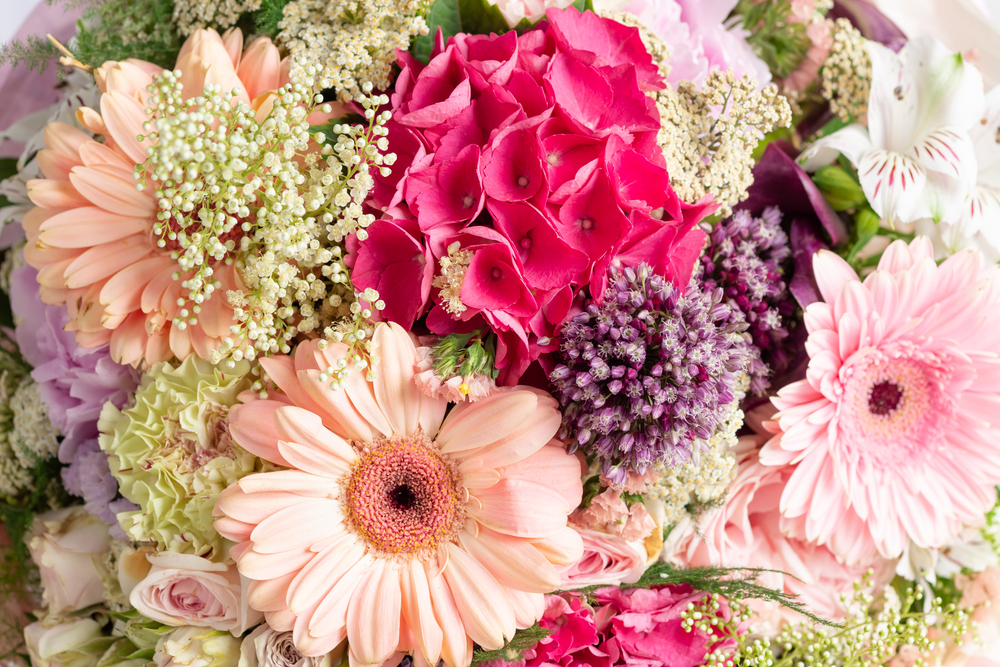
[471,624,553,666]
[732,0,811,79]
[254,0,292,38]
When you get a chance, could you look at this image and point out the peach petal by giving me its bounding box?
[43,122,90,158]
[298,370,374,442]
[36,149,80,180]
[237,470,335,497]
[100,91,149,165]
[27,180,90,209]
[347,562,401,667]
[469,478,571,539]
[237,547,316,581]
[497,444,582,509]
[64,236,153,288]
[426,569,470,667]
[102,60,155,100]
[39,207,148,248]
[436,390,537,453]
[275,405,357,469]
[308,557,372,637]
[287,535,364,614]
[229,401,294,467]
[213,515,254,543]
[140,266,175,314]
[22,206,62,241]
[237,36,282,100]
[266,609,296,632]
[401,560,443,667]
[372,322,425,436]
[214,487,310,525]
[247,571,297,612]
[442,543,515,650]
[70,166,156,217]
[109,311,150,365]
[222,27,243,67]
[260,356,331,421]
[168,321,193,359]
[77,141,134,170]
[143,330,172,365]
[76,107,109,136]
[457,527,561,593]
[502,586,545,628]
[461,406,562,471]
[101,256,174,315]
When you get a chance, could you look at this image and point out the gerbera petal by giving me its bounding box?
[250,500,344,554]
[70,165,156,217]
[468,478,571,537]
[236,547,315,580]
[228,401,293,466]
[39,207,148,248]
[372,322,425,435]
[298,369,374,442]
[287,535,364,615]
[100,91,150,165]
[442,543,515,651]
[275,405,357,469]
[457,526,561,592]
[401,561,443,667]
[247,572,298,612]
[26,179,90,209]
[436,390,538,453]
[237,470,335,497]
[529,526,585,566]
[428,571,471,667]
[347,561,402,667]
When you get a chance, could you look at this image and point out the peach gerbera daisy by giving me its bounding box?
[761,237,1000,562]
[23,28,284,366]
[214,322,584,667]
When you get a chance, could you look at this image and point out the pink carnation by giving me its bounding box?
[413,345,499,402]
[356,8,714,384]
[594,585,734,667]
[524,594,612,667]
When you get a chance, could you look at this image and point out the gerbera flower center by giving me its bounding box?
[343,434,465,559]
[840,345,954,466]
[868,381,903,416]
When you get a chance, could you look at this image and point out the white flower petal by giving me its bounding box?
[902,36,985,137]
[867,40,920,153]
[798,124,874,172]
[858,149,929,224]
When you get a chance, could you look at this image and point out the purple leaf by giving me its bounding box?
[789,218,828,310]
[737,142,848,246]
[829,0,907,51]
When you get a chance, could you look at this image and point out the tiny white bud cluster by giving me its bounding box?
[133,64,394,371]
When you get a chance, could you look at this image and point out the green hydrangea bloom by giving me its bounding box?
[99,357,262,560]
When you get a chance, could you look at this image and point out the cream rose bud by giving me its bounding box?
[155,627,242,667]
[24,618,113,667]
[238,625,344,667]
[29,507,112,615]
[130,552,262,635]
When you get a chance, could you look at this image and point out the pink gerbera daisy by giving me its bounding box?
[761,237,1000,562]
[23,29,284,366]
[214,323,584,667]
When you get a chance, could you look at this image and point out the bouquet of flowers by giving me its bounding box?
[2,0,1000,665]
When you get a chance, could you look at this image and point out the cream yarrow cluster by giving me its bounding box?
[646,398,743,529]
[99,356,264,559]
[821,18,872,122]
[656,72,792,217]
[133,66,394,370]
[433,243,474,316]
[9,380,60,469]
[277,0,429,102]
[695,573,974,667]
[172,0,261,35]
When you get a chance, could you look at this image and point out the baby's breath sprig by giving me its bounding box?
[132,65,395,372]
[691,570,975,667]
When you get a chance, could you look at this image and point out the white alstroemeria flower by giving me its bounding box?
[800,36,984,227]
[917,85,1000,261]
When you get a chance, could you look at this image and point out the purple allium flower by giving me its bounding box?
[10,262,139,463]
[695,206,794,395]
[550,264,749,483]
[61,439,138,540]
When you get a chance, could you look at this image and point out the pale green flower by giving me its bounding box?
[99,357,261,559]
[154,627,241,667]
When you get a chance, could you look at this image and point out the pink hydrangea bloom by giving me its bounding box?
[356,8,714,384]
[760,238,1000,562]
[623,0,772,89]
[524,594,611,667]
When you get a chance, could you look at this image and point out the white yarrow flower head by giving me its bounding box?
[800,36,984,227]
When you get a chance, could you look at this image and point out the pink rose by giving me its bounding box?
[559,527,645,587]
[29,507,111,615]
[594,584,733,667]
[130,552,262,635]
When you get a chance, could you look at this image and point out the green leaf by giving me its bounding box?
[413,0,462,64]
[0,158,19,182]
[458,0,512,36]
[471,623,553,666]
[570,0,595,12]
[254,0,293,38]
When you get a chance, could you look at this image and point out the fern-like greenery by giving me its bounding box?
[471,624,554,666]
[731,0,811,79]
[254,0,291,38]
[0,34,60,74]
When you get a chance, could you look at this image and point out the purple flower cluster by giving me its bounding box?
[61,440,138,541]
[10,262,139,537]
[550,264,748,483]
[695,206,794,395]
[10,264,139,462]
